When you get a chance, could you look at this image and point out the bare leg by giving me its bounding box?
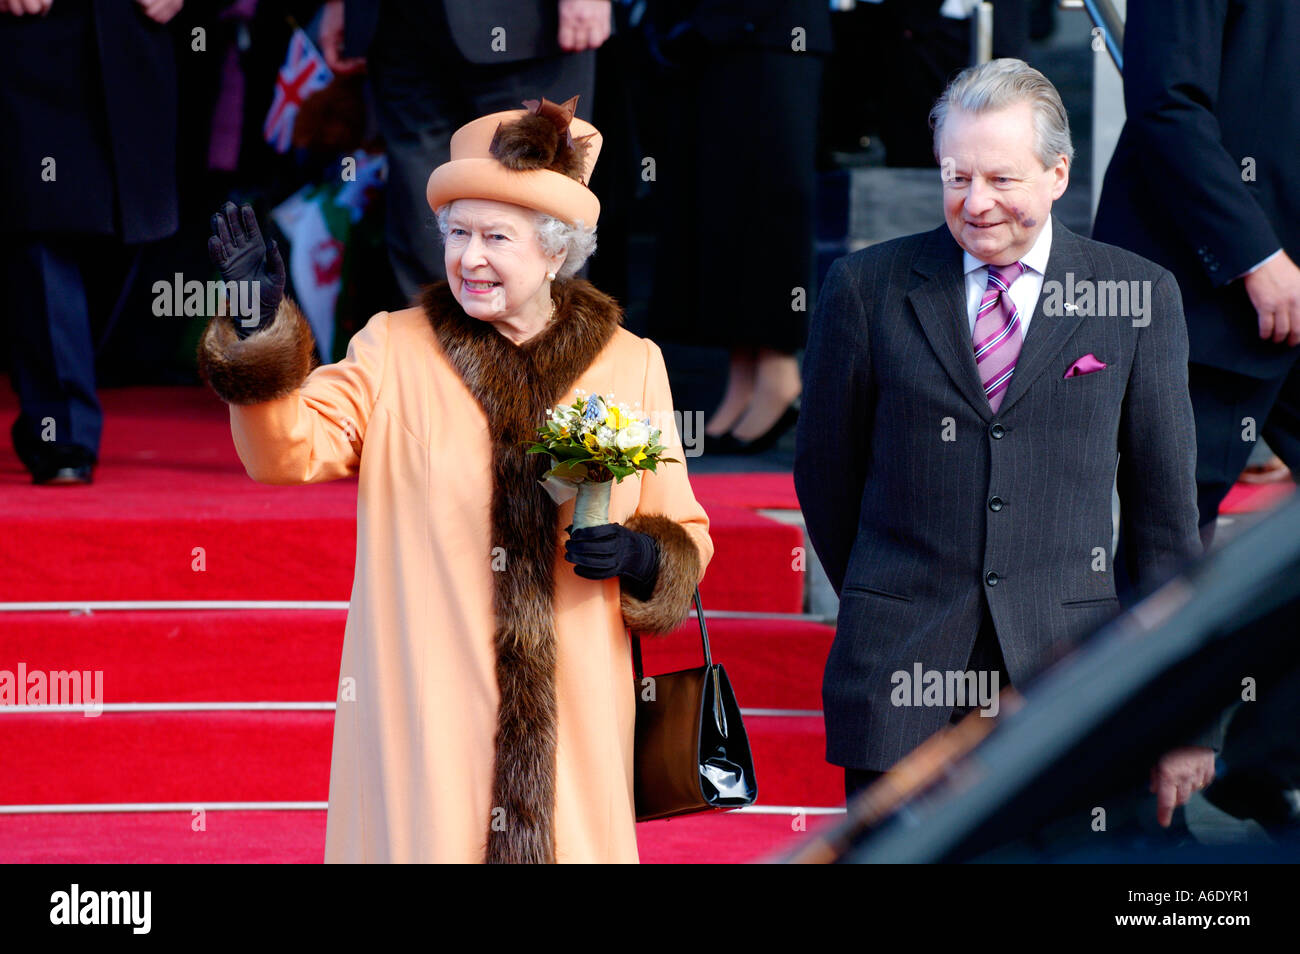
[705,349,758,437]
[730,348,801,442]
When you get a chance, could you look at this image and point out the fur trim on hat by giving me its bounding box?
[197,298,318,406]
[489,95,595,183]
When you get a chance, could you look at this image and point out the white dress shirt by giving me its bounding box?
[963,216,1053,339]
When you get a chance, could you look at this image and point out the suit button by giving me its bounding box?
[1209,263,1220,272]
[988,496,1004,512]
[985,571,1000,586]
[990,423,1005,439]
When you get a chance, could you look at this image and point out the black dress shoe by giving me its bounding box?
[11,417,96,485]
[38,459,95,485]
[701,430,747,456]
[725,405,800,456]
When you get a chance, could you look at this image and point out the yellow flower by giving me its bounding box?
[630,449,646,465]
[605,406,630,430]
[582,432,599,451]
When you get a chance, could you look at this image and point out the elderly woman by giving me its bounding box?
[198,97,713,863]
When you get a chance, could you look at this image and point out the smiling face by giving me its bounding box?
[938,101,1069,266]
[443,198,566,331]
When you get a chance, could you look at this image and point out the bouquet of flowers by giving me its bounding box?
[526,390,678,528]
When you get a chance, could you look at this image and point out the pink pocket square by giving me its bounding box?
[1064,353,1107,378]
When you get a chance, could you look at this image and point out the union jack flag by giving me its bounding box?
[263,28,333,154]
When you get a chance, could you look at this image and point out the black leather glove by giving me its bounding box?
[564,523,660,601]
[207,201,286,339]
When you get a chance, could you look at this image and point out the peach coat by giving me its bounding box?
[198,278,713,863]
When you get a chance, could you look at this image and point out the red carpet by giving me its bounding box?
[0,810,833,864]
[0,711,838,808]
[1220,479,1295,514]
[0,611,832,709]
[0,387,804,613]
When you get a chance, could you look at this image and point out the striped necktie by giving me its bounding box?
[974,261,1027,412]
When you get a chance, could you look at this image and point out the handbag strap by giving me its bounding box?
[631,586,710,681]
[630,586,729,739]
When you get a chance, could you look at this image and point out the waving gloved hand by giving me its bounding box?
[564,523,660,601]
[207,201,286,338]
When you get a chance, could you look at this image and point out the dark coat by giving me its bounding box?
[0,0,178,243]
[1092,0,1300,380]
[345,0,568,64]
[646,0,830,352]
[795,218,1202,770]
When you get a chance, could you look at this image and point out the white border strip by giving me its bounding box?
[0,702,336,714]
[0,702,821,717]
[0,601,350,612]
[0,600,829,623]
[0,802,844,816]
[0,802,327,814]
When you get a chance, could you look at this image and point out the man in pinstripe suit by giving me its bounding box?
[795,60,1212,825]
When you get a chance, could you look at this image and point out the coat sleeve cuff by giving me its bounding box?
[619,513,703,635]
[197,297,318,405]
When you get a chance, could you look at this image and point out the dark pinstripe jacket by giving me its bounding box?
[794,216,1202,770]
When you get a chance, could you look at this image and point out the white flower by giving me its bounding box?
[616,421,651,450]
[596,425,617,447]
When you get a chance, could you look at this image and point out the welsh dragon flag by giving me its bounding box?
[270,185,349,362]
[269,151,388,363]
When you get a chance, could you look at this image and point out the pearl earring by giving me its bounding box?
[546,271,556,282]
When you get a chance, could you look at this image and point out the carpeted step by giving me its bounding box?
[0,509,803,612]
[1220,481,1295,514]
[0,808,836,864]
[0,611,833,710]
[0,389,804,612]
[0,711,842,808]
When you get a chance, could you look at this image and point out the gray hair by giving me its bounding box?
[929,58,1074,170]
[435,203,597,279]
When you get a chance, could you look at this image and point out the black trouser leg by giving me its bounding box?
[6,235,102,461]
[844,768,886,802]
[1188,361,1299,529]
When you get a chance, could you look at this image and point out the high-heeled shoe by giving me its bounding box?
[711,405,799,456]
[701,429,747,456]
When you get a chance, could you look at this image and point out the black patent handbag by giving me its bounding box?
[631,587,758,821]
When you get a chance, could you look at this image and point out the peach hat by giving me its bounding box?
[425,96,602,228]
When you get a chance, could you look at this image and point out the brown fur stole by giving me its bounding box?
[420,277,621,864]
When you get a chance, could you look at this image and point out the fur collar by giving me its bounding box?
[419,277,623,863]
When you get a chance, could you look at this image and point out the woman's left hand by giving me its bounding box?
[565,523,659,597]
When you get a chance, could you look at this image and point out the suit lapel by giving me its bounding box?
[906,216,1093,420]
[906,225,993,421]
[995,215,1092,415]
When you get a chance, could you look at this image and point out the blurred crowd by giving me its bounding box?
[0,0,1057,482]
